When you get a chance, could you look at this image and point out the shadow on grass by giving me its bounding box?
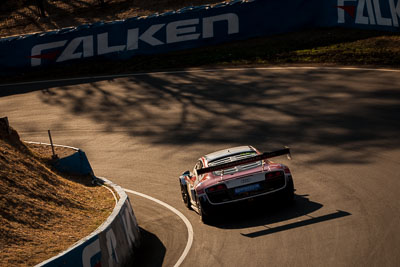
[0,0,223,37]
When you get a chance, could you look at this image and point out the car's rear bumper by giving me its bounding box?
[199,186,289,216]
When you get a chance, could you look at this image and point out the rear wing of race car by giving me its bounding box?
[197,147,292,175]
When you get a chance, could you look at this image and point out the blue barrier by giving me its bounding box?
[0,0,399,72]
[38,193,141,267]
[23,142,141,266]
[55,149,94,175]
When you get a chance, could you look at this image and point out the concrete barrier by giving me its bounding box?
[26,142,141,267]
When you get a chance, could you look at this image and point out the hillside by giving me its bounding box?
[0,118,115,266]
[0,0,224,38]
[0,0,398,84]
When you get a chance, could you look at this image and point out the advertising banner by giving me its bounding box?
[0,0,398,72]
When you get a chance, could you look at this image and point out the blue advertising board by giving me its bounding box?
[55,150,94,175]
[0,0,398,72]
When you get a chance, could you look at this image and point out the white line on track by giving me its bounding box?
[7,65,399,264]
[123,188,193,267]
[1,66,399,87]
[101,184,118,206]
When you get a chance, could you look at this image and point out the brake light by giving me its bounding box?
[265,171,283,179]
[206,183,227,193]
[284,166,291,174]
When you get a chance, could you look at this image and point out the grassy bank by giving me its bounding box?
[0,122,115,266]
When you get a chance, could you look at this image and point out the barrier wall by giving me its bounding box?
[37,180,141,267]
[25,142,94,175]
[55,149,94,175]
[0,0,399,72]
[24,142,141,267]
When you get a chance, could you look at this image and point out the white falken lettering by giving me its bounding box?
[57,36,93,62]
[373,0,392,25]
[167,19,200,43]
[203,13,239,38]
[121,206,137,248]
[389,0,400,26]
[30,13,239,66]
[338,0,357,23]
[339,0,400,26]
[31,40,67,66]
[129,24,166,49]
[82,239,101,267]
[97,32,125,55]
[106,229,119,267]
[356,0,376,24]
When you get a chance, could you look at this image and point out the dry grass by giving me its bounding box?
[0,1,398,83]
[0,123,115,266]
[26,143,76,159]
[0,0,224,38]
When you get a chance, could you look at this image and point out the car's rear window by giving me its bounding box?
[208,151,261,175]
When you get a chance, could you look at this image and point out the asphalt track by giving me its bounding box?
[1,67,400,266]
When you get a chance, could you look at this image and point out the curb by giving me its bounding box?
[27,142,141,267]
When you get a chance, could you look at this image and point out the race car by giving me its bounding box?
[179,145,294,223]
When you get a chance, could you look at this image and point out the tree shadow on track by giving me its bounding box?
[2,67,400,165]
[206,194,351,235]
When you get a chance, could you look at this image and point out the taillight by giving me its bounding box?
[206,183,227,193]
[284,166,291,174]
[265,171,284,179]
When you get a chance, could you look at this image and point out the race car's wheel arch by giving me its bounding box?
[179,179,192,210]
[195,194,211,224]
[284,175,295,203]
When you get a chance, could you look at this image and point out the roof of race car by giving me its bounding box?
[203,145,256,163]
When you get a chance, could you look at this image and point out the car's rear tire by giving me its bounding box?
[283,177,295,204]
[180,183,192,210]
[196,198,211,224]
